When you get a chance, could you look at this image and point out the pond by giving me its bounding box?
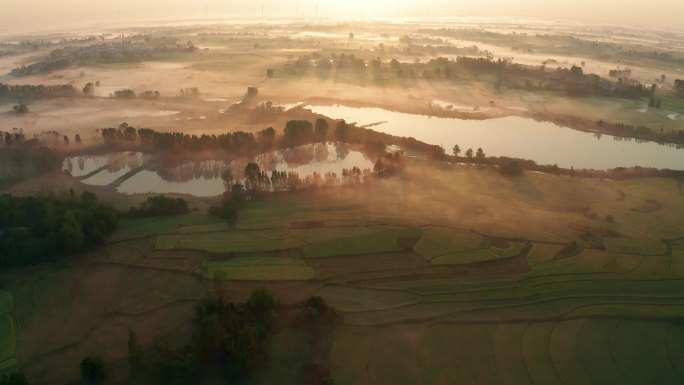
[62,143,373,197]
[307,105,684,170]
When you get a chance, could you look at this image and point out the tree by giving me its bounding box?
[12,103,28,114]
[499,161,523,176]
[83,82,94,96]
[0,370,28,385]
[570,65,583,77]
[80,355,108,384]
[675,79,684,95]
[128,330,145,372]
[59,209,85,253]
[661,74,666,83]
[334,120,349,142]
[452,144,461,157]
[245,288,277,333]
[475,147,486,160]
[465,148,474,158]
[284,120,314,146]
[75,134,82,144]
[314,118,329,142]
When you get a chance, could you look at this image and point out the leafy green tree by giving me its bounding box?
[0,370,29,385]
[245,287,277,333]
[59,210,85,253]
[452,144,461,157]
[128,330,145,372]
[475,147,486,160]
[80,355,108,384]
[465,148,474,158]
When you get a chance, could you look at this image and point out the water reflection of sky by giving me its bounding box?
[307,105,684,170]
[62,143,373,197]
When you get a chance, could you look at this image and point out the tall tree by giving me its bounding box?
[128,330,145,372]
[314,118,329,142]
[80,355,108,385]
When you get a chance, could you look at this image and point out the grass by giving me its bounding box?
[492,323,533,385]
[0,358,17,373]
[576,319,629,385]
[367,324,424,385]
[0,315,15,365]
[317,286,420,312]
[522,323,564,385]
[548,319,592,385]
[430,243,525,265]
[330,326,375,385]
[610,320,683,385]
[420,324,501,385]
[292,225,404,243]
[665,323,684,380]
[0,292,12,315]
[256,327,311,385]
[158,230,305,253]
[301,227,421,258]
[603,237,668,255]
[0,291,14,369]
[526,244,565,265]
[110,213,225,242]
[414,226,489,260]
[201,258,315,281]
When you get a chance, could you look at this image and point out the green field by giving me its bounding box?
[3,154,684,385]
[301,227,422,258]
[0,291,16,373]
[201,257,316,281]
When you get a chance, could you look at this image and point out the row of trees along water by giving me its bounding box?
[99,118,443,160]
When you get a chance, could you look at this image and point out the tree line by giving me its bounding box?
[76,288,340,385]
[98,117,441,163]
[0,83,79,99]
[127,196,189,218]
[0,191,118,267]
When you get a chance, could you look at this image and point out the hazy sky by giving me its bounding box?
[2,0,683,34]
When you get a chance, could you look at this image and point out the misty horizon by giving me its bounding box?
[2,0,684,37]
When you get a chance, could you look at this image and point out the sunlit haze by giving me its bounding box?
[2,0,684,35]
[2,0,684,384]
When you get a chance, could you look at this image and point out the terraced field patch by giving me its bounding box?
[200,257,315,281]
[431,242,526,265]
[414,226,489,260]
[603,237,667,255]
[317,286,420,312]
[301,227,422,258]
[157,229,305,253]
[0,291,16,373]
[526,244,565,265]
[110,213,225,242]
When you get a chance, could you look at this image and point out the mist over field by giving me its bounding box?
[1,1,684,385]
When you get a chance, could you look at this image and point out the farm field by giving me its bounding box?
[0,15,684,385]
[2,162,683,384]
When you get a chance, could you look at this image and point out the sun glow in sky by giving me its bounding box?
[1,0,683,34]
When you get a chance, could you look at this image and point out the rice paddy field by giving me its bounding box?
[2,161,683,385]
